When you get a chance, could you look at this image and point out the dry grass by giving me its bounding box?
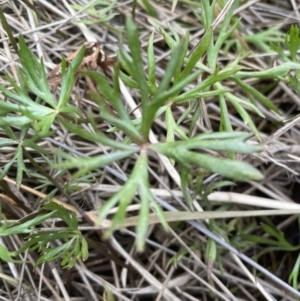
[0,0,300,300]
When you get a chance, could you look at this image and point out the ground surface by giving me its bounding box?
[1,1,300,301]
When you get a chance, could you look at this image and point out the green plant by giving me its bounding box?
[72,0,119,26]
[271,25,300,94]
[1,2,299,270]
[0,202,87,269]
[241,218,300,289]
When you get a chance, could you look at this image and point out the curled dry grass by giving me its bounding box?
[0,0,300,300]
